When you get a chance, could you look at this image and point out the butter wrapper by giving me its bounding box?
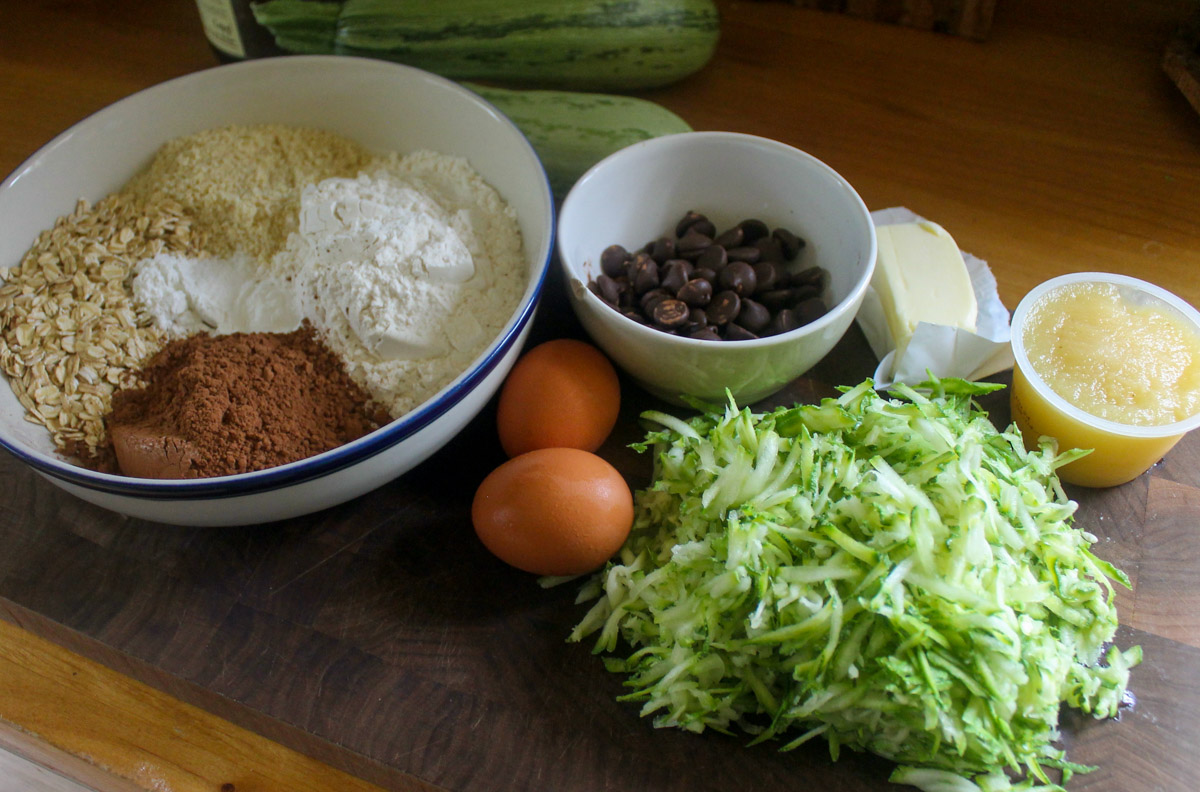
[856,207,1014,388]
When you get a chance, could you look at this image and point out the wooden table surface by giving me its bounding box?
[2,1,1199,791]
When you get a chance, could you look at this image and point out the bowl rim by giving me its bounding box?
[1010,271,1200,438]
[0,55,555,497]
[557,130,878,349]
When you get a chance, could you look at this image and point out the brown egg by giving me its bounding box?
[496,339,621,458]
[471,447,633,576]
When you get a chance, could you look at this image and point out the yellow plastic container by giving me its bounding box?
[1009,272,1200,488]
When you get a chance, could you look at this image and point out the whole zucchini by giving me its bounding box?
[251,0,720,91]
[466,83,692,197]
[248,0,341,53]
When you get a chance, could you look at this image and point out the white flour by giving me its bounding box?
[288,172,480,360]
[133,149,526,418]
[272,151,526,416]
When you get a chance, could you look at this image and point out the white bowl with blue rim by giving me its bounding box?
[0,56,554,526]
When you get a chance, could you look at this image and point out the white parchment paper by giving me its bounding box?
[856,207,1014,387]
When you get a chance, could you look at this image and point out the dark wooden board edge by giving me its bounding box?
[5,592,1197,792]
[0,602,444,792]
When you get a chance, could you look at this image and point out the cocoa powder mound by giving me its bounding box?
[104,323,390,479]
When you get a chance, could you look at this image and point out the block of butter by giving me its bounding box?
[871,221,979,357]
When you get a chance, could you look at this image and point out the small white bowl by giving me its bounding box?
[0,56,554,525]
[557,132,876,405]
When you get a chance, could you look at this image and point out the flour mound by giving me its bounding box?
[133,251,302,337]
[270,150,526,417]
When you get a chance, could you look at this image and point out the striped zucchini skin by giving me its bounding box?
[250,0,341,53]
[467,83,693,197]
[250,0,720,91]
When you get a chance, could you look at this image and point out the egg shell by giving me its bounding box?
[471,447,633,576]
[496,338,621,458]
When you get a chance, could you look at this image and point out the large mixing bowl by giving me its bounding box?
[0,56,554,526]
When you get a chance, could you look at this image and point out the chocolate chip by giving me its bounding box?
[752,261,779,294]
[765,308,800,335]
[677,229,714,258]
[692,267,718,284]
[753,235,785,264]
[696,244,728,271]
[596,273,623,305]
[688,326,721,341]
[725,246,762,265]
[600,244,629,278]
[675,210,715,239]
[725,323,759,341]
[650,236,676,263]
[718,261,757,297]
[639,288,671,314]
[627,249,652,271]
[791,284,823,304]
[616,279,635,308]
[674,210,708,237]
[677,277,713,307]
[773,227,805,260]
[621,309,647,324]
[789,265,825,288]
[691,218,716,238]
[660,259,692,294]
[713,226,744,249]
[758,287,804,312]
[738,218,770,243]
[783,266,829,299]
[632,255,660,294]
[651,298,690,329]
[682,307,708,334]
[708,290,742,325]
[736,298,770,333]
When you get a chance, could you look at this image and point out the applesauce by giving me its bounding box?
[1010,273,1200,487]
[1021,280,1200,426]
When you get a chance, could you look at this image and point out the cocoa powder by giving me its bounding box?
[103,323,390,479]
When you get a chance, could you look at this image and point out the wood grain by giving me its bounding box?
[2,1,1200,791]
[1163,8,1200,115]
[0,619,392,792]
[765,0,997,39]
[0,721,125,792]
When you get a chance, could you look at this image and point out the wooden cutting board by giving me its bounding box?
[1,271,1197,792]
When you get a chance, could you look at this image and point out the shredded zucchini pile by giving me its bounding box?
[569,378,1140,792]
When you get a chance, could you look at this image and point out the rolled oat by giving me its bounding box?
[0,194,203,459]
